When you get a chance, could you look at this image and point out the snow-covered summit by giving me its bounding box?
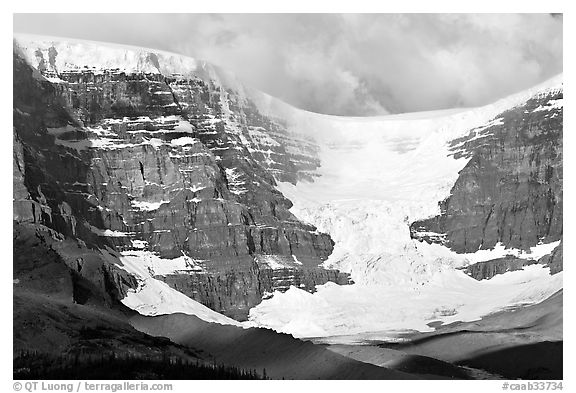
[15,34,196,75]
[13,34,251,97]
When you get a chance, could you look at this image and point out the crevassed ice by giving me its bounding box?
[248,77,563,339]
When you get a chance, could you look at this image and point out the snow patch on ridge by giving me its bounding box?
[170,137,197,146]
[131,200,169,211]
[225,168,248,195]
[121,250,204,276]
[460,240,562,263]
[90,226,131,238]
[533,98,563,112]
[255,254,291,270]
[116,251,239,326]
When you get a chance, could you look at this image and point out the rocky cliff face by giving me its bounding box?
[539,240,563,275]
[13,40,350,320]
[158,258,350,320]
[461,256,538,281]
[410,89,563,268]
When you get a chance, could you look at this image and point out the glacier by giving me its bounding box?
[248,75,563,339]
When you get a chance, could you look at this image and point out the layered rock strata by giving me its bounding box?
[411,89,563,273]
[13,42,350,320]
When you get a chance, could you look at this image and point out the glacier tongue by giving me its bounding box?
[248,187,563,339]
[248,76,563,339]
[248,266,562,338]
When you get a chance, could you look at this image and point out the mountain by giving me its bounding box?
[12,34,562,379]
[13,34,350,322]
[410,87,562,253]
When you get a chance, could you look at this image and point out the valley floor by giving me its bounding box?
[317,290,563,380]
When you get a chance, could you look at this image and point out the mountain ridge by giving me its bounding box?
[14,33,562,121]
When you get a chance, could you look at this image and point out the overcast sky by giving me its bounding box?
[14,14,563,116]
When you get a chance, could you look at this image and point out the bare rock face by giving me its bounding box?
[462,256,539,281]
[157,257,350,320]
[13,221,138,306]
[411,90,563,265]
[13,45,349,320]
[462,237,563,281]
[539,240,563,275]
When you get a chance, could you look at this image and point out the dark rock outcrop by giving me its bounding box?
[539,240,563,275]
[461,256,538,281]
[13,221,138,306]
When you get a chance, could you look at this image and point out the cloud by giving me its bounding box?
[14,14,562,116]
